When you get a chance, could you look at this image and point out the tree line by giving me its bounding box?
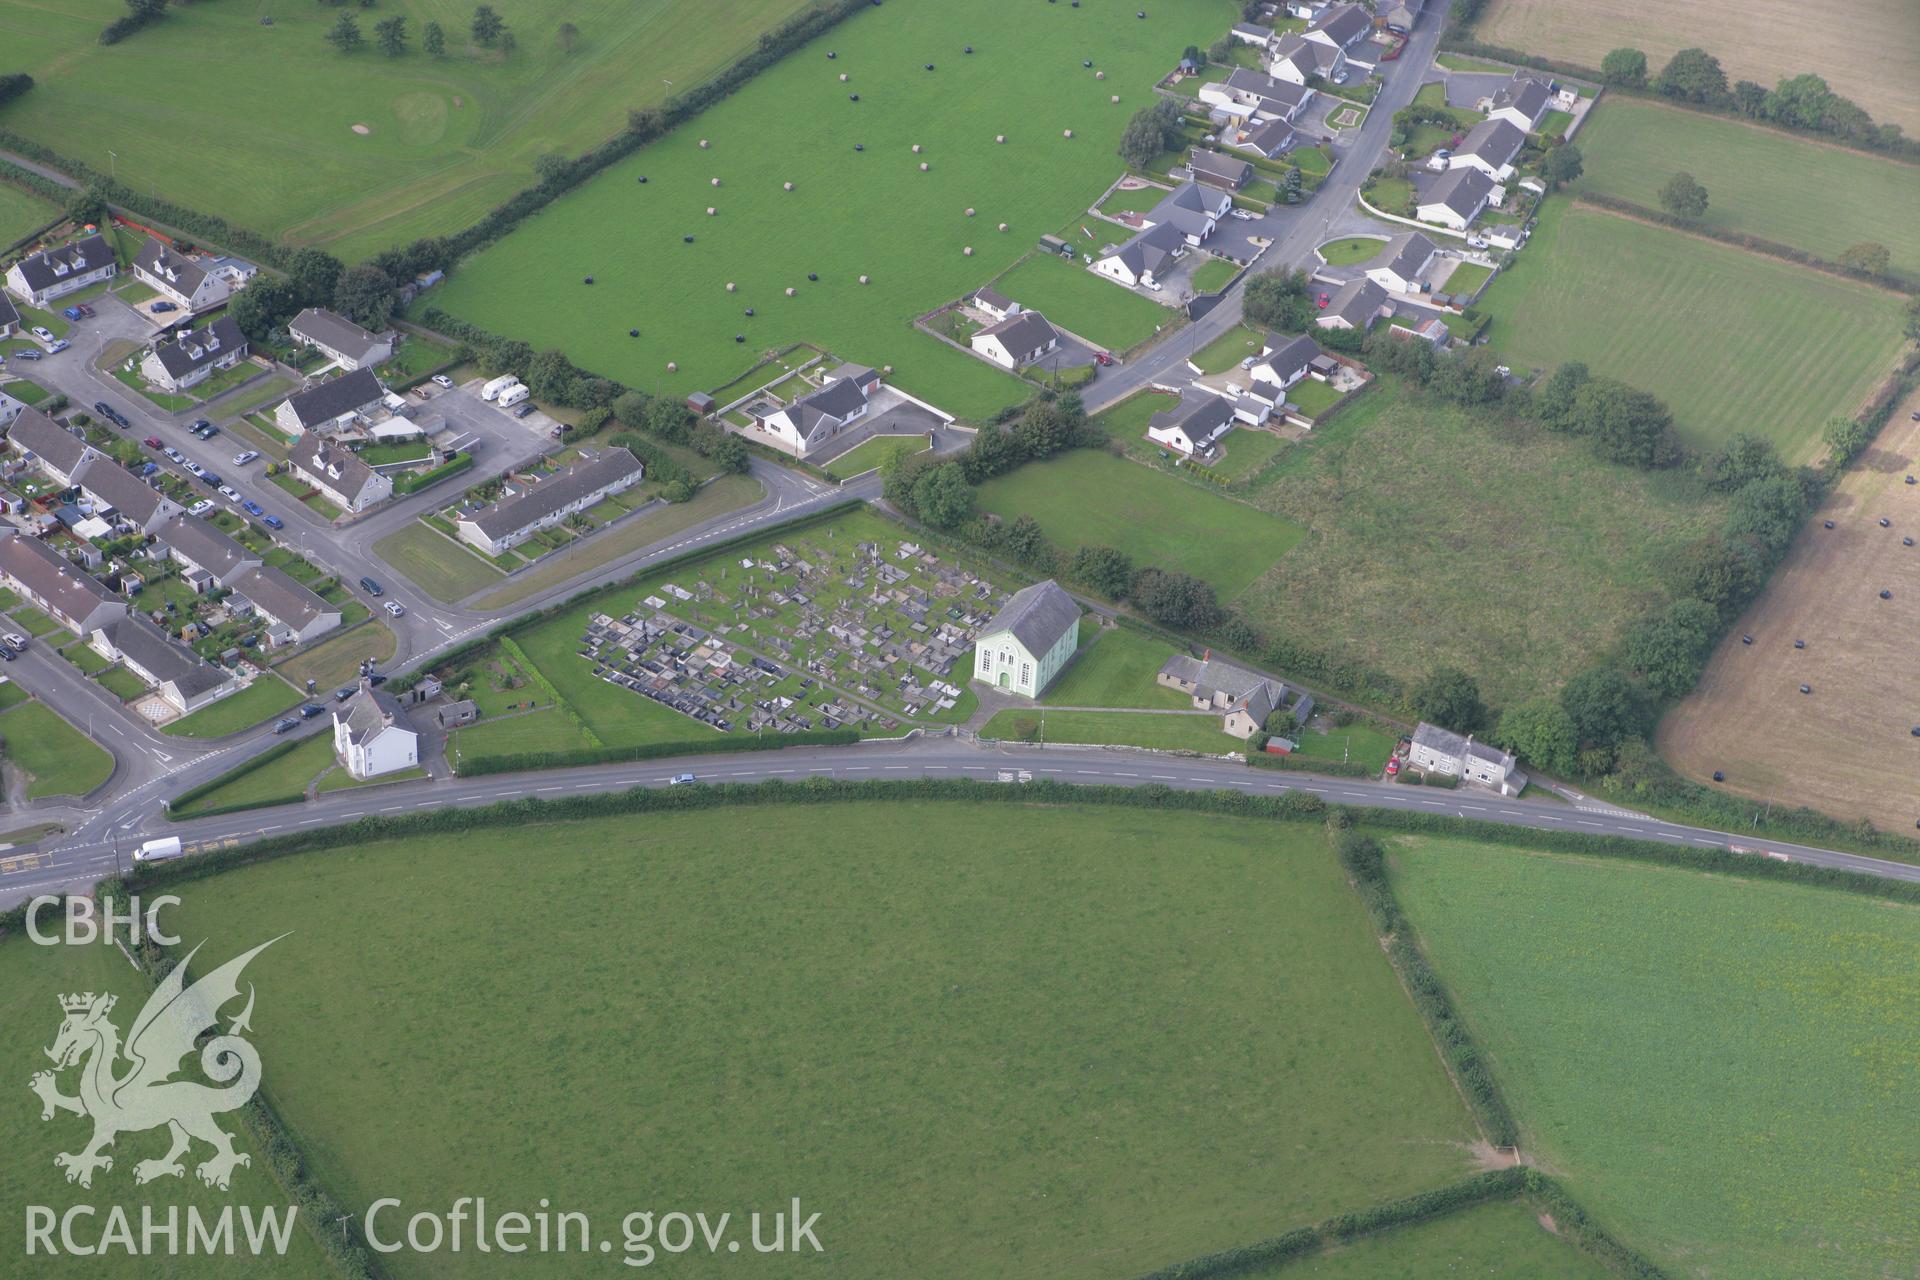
[324,6,535,58]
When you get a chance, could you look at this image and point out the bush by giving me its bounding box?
[1247,751,1375,779]
[392,451,474,495]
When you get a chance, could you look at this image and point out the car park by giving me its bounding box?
[188,500,215,516]
[383,600,406,618]
[261,514,284,530]
[31,326,53,342]
[242,499,264,517]
[512,402,536,419]
[233,449,259,466]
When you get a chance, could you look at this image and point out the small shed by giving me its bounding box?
[1037,234,1074,259]
[686,390,717,415]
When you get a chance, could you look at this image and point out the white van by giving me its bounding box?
[496,383,530,408]
[134,836,184,863]
[480,374,519,402]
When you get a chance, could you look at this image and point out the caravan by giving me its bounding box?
[496,383,530,408]
[480,374,519,402]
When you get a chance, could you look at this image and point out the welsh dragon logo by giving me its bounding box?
[29,936,282,1191]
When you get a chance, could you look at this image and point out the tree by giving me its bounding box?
[1541,142,1583,188]
[286,247,344,307]
[643,397,693,443]
[1003,515,1050,565]
[525,349,580,403]
[1533,362,1589,431]
[1127,568,1220,629]
[1559,667,1646,750]
[1839,241,1891,277]
[471,4,503,46]
[0,74,33,111]
[1907,296,1920,344]
[498,29,516,54]
[480,338,533,380]
[1283,164,1304,203]
[326,11,363,52]
[64,183,109,228]
[1723,471,1808,553]
[1731,79,1767,117]
[1010,394,1087,460]
[1599,47,1646,87]
[1117,98,1184,169]
[375,14,407,56]
[911,463,974,529]
[534,152,573,187]
[1760,73,1833,129]
[1411,667,1487,734]
[1570,377,1679,468]
[1625,598,1719,698]
[1658,170,1708,219]
[1242,267,1314,331]
[332,263,395,329]
[708,433,749,475]
[1702,433,1784,492]
[1495,697,1578,774]
[1182,43,1204,66]
[422,20,445,56]
[557,21,579,53]
[1655,48,1727,103]
[1822,415,1873,468]
[1665,535,1765,616]
[229,275,300,341]
[611,390,650,429]
[1068,545,1132,598]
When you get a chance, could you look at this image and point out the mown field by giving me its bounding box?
[1247,1197,1612,1278]
[0,0,814,260]
[1574,99,1920,276]
[1390,835,1920,1279]
[0,939,335,1277]
[0,701,114,799]
[1237,377,1725,707]
[1474,0,1920,134]
[434,0,1239,418]
[1475,200,1908,458]
[989,249,1175,353]
[0,179,60,248]
[161,803,1480,1278]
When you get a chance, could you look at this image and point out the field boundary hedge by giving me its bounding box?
[165,735,309,817]
[454,727,860,775]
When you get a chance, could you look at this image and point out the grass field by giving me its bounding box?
[175,733,334,816]
[1574,99,1920,276]
[1390,835,1920,1279]
[1317,236,1387,266]
[0,0,817,260]
[1290,721,1398,771]
[1237,378,1726,706]
[274,623,399,693]
[982,707,1239,753]
[373,522,507,603]
[1475,200,1908,458]
[1247,1198,1613,1278]
[0,701,113,799]
[821,433,929,480]
[1475,0,1920,135]
[1187,323,1265,374]
[162,802,1478,1277]
[1043,627,1197,709]
[434,0,1236,418]
[1660,404,1920,831]
[991,250,1175,352]
[0,180,60,249]
[976,448,1304,597]
[0,939,335,1277]
[162,674,304,738]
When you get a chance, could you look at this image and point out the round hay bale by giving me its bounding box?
[925,63,935,71]
[1083,59,1093,68]
[630,329,640,337]
[1881,589,1893,599]
[735,334,746,343]
[637,175,648,184]
[706,206,716,215]
[828,50,836,59]
[699,138,710,149]
[784,181,795,191]
[1096,70,1105,80]
[726,281,737,292]
[850,93,860,101]
[711,177,721,187]
[963,246,973,256]
[583,276,594,285]
[965,207,975,216]
[744,307,755,316]
[1063,129,1074,138]
[1800,684,1812,694]
[1712,770,1723,782]
[785,287,796,296]
[1823,519,1835,529]
[920,162,929,171]
[964,45,973,54]
[667,361,678,371]
[807,272,819,281]
[1794,639,1805,649]
[1741,634,1752,644]
[998,221,1008,231]
[996,133,1006,143]
[839,72,848,81]
[1880,517,1892,527]
[912,143,922,153]
[859,274,870,284]
[854,143,864,151]
[682,234,695,243]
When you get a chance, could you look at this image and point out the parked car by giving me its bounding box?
[198,471,224,488]
[512,402,536,419]
[46,339,70,354]
[0,646,13,662]
[11,348,40,361]
[1385,758,1400,776]
[143,436,163,449]
[163,447,185,463]
[1144,280,1163,293]
[188,500,215,517]
[191,420,218,438]
[1229,208,1257,221]
[431,374,454,389]
[299,703,324,719]
[261,514,284,530]
[31,326,54,342]
[383,600,406,618]
[334,686,356,702]
[233,449,259,466]
[218,484,242,502]
[411,385,432,399]
[1,632,29,653]
[92,400,114,417]
[139,462,158,478]
[1094,352,1114,367]
[273,717,299,734]
[183,459,206,476]
[61,306,84,321]
[242,500,265,517]
[76,304,94,319]
[151,301,177,313]
[359,576,384,596]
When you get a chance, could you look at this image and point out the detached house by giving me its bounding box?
[227,565,342,647]
[5,407,102,486]
[1408,721,1527,795]
[1314,276,1391,332]
[971,311,1062,371]
[0,531,125,636]
[334,677,421,779]
[972,579,1079,699]
[1145,181,1232,245]
[971,288,1020,322]
[289,433,392,513]
[275,368,385,437]
[90,616,237,715]
[1483,72,1552,132]
[1248,332,1324,402]
[79,461,183,536]
[139,316,249,394]
[1381,0,1425,31]
[1270,32,1346,86]
[1416,166,1495,230]
[288,307,395,372]
[453,447,646,557]
[1187,147,1253,191]
[131,237,230,313]
[158,514,259,589]
[1147,394,1236,461]
[1198,68,1314,124]
[1364,230,1439,293]
[1157,654,1313,741]
[1228,116,1298,159]
[748,362,880,455]
[1302,3,1372,53]
[1448,118,1526,182]
[0,292,19,339]
[1093,222,1186,288]
[5,235,116,307]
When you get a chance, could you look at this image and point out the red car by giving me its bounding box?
[1385,758,1400,776]
[1316,292,1330,308]
[1094,352,1114,367]
[142,436,163,449]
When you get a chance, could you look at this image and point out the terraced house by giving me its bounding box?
[0,530,125,636]
[78,460,184,536]
[226,565,342,647]
[5,407,102,487]
[453,447,646,557]
[88,614,238,715]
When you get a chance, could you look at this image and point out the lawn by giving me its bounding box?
[1573,98,1920,278]
[1187,322,1265,374]
[0,179,60,248]
[1,377,49,403]
[174,732,334,816]
[1089,388,1178,444]
[1097,182,1167,218]
[1441,260,1493,295]
[0,0,820,261]
[0,701,113,798]
[1211,427,1287,479]
[991,250,1175,352]
[1238,377,1726,706]
[274,622,398,692]
[446,706,596,767]
[821,433,929,481]
[1390,836,1920,1279]
[0,680,26,710]
[1041,626,1194,709]
[1317,235,1387,266]
[433,0,1233,418]
[372,521,506,603]
[1188,255,1237,294]
[983,707,1240,753]
[11,605,64,637]
[162,673,304,738]
[1288,720,1398,771]
[975,447,1304,598]
[1284,376,1344,419]
[1475,200,1908,459]
[163,802,1479,1277]
[95,666,148,701]
[1244,1197,1614,1278]
[0,938,335,1278]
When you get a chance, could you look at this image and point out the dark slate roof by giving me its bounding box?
[100,615,230,697]
[0,531,120,622]
[1420,165,1494,218]
[1456,117,1526,167]
[1490,72,1551,120]
[1412,721,1468,755]
[0,292,18,329]
[1223,67,1312,114]
[973,287,1015,312]
[1272,31,1343,76]
[976,310,1061,364]
[80,461,177,526]
[459,447,644,541]
[1256,332,1323,383]
[158,514,255,580]
[340,677,417,746]
[1306,2,1371,47]
[132,237,210,297]
[282,367,384,429]
[1369,230,1438,279]
[290,432,380,496]
[1187,147,1253,185]
[1147,181,1231,238]
[1150,394,1236,448]
[1232,21,1273,40]
[149,316,245,381]
[11,235,112,293]
[289,307,386,362]
[1105,222,1186,278]
[229,565,334,630]
[1325,276,1389,327]
[981,580,1078,658]
[5,407,95,478]
[1236,116,1297,157]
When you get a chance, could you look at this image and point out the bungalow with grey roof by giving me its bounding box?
[1314,277,1391,332]
[1143,181,1232,245]
[157,514,259,589]
[1303,2,1371,51]
[1147,394,1236,461]
[1092,222,1186,288]
[1483,72,1552,132]
[1269,31,1346,85]
[289,432,393,512]
[971,311,1062,371]
[131,237,230,314]
[5,407,102,487]
[5,235,116,308]
[1198,67,1314,124]
[275,368,386,436]
[1416,166,1495,230]
[1187,147,1253,191]
[138,316,249,393]
[971,288,1019,322]
[1448,118,1526,181]
[288,307,395,372]
[453,447,646,556]
[0,531,126,636]
[1230,21,1274,47]
[1364,230,1439,293]
[1157,653,1313,740]
[1227,116,1298,159]
[227,565,342,647]
[89,615,238,715]
[1247,333,1324,403]
[747,363,880,456]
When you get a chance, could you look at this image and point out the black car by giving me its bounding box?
[512,403,536,419]
[299,703,324,719]
[359,576,384,597]
[335,686,356,702]
[273,717,300,734]
[198,471,224,488]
